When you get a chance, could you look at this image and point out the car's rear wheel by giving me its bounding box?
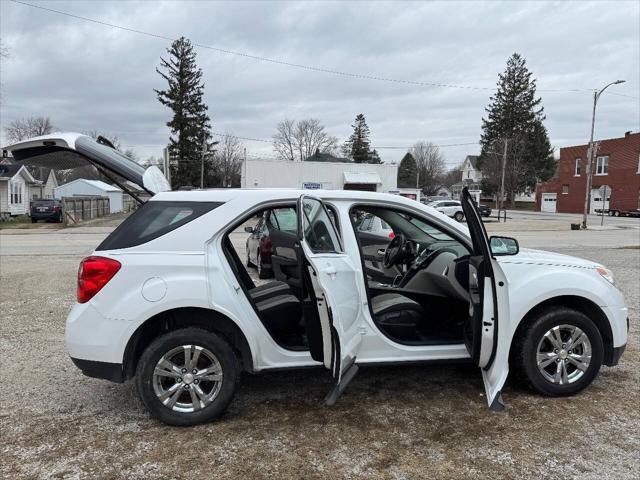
[135,327,239,426]
[31,218,37,223]
[257,250,269,279]
[515,307,603,397]
[454,211,464,222]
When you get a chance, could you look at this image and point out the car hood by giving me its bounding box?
[497,248,599,269]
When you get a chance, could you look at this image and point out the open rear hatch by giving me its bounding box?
[4,132,171,202]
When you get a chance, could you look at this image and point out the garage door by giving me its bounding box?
[590,188,610,214]
[541,193,557,213]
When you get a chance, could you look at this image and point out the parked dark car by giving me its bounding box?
[30,199,63,223]
[479,204,492,217]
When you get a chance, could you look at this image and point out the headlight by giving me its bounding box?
[596,266,615,286]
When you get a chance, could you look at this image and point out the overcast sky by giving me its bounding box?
[1,0,638,166]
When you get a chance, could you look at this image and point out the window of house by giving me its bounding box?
[575,158,581,176]
[596,156,609,175]
[562,184,569,194]
[10,183,22,204]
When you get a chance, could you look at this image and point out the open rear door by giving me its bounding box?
[4,133,171,199]
[461,187,510,411]
[297,195,364,405]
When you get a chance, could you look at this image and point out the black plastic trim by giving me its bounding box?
[606,343,626,366]
[71,357,124,383]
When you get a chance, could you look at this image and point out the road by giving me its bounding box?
[1,216,639,479]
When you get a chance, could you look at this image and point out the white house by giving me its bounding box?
[0,164,41,216]
[54,179,123,213]
[242,158,398,193]
[31,169,59,200]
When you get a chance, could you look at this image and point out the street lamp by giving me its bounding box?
[581,79,625,229]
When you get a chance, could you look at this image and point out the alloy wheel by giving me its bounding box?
[152,345,223,413]
[536,324,592,385]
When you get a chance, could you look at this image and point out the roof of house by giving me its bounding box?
[464,155,479,169]
[0,164,22,178]
[57,178,122,192]
[304,151,351,163]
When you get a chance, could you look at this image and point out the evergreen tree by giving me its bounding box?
[479,53,554,205]
[155,37,213,188]
[398,152,418,188]
[367,149,382,164]
[343,114,372,163]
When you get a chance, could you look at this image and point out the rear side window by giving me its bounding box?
[97,201,222,250]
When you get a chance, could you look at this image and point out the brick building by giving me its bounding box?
[536,131,639,214]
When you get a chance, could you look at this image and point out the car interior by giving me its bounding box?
[222,202,474,352]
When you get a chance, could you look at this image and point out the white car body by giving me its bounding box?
[5,133,629,419]
[428,200,464,219]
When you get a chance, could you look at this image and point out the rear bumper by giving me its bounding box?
[71,357,124,383]
[30,212,60,220]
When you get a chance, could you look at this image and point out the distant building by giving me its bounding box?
[536,131,639,214]
[242,158,398,193]
[0,164,42,216]
[451,155,482,198]
[54,179,124,213]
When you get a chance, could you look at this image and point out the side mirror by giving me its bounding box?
[490,236,519,256]
[244,226,255,234]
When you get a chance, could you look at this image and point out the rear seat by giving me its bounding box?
[254,293,301,334]
[248,281,291,302]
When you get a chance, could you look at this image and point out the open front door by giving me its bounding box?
[297,195,363,405]
[461,188,510,411]
[4,133,171,199]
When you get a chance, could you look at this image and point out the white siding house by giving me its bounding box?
[54,179,123,213]
[0,164,41,216]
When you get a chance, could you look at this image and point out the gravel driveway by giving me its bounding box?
[1,223,638,479]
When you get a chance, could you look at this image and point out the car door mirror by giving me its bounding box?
[244,226,254,234]
[489,236,519,256]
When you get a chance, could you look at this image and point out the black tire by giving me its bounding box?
[454,211,464,222]
[31,217,37,223]
[257,250,269,279]
[135,327,239,426]
[514,307,603,397]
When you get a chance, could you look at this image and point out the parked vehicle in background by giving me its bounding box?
[478,204,492,217]
[427,200,465,222]
[245,209,298,279]
[356,213,394,239]
[30,198,63,223]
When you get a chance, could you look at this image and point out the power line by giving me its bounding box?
[9,0,622,95]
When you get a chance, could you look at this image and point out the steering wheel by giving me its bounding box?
[383,233,406,268]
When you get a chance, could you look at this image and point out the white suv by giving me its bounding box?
[428,200,465,221]
[6,134,628,426]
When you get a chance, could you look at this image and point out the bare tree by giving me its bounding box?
[410,141,446,195]
[0,41,9,103]
[5,116,56,143]
[273,118,338,161]
[214,134,244,187]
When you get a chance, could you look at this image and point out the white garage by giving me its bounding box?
[54,179,123,213]
[541,193,557,213]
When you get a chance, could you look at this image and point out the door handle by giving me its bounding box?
[377,249,386,255]
[321,266,337,278]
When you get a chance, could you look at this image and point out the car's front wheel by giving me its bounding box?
[135,327,239,426]
[515,307,603,397]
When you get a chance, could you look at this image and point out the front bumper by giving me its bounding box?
[71,357,124,383]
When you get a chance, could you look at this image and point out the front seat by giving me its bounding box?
[371,293,425,341]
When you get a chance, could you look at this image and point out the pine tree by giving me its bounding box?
[479,53,555,205]
[155,37,213,188]
[343,114,372,163]
[398,152,418,187]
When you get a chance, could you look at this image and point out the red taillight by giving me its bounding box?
[53,205,61,212]
[389,231,395,239]
[77,256,121,304]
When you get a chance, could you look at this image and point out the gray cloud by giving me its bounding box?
[1,0,638,166]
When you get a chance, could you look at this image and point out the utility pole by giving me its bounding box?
[200,140,207,189]
[498,138,508,222]
[581,80,625,229]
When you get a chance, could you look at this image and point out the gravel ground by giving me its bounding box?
[0,223,639,479]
